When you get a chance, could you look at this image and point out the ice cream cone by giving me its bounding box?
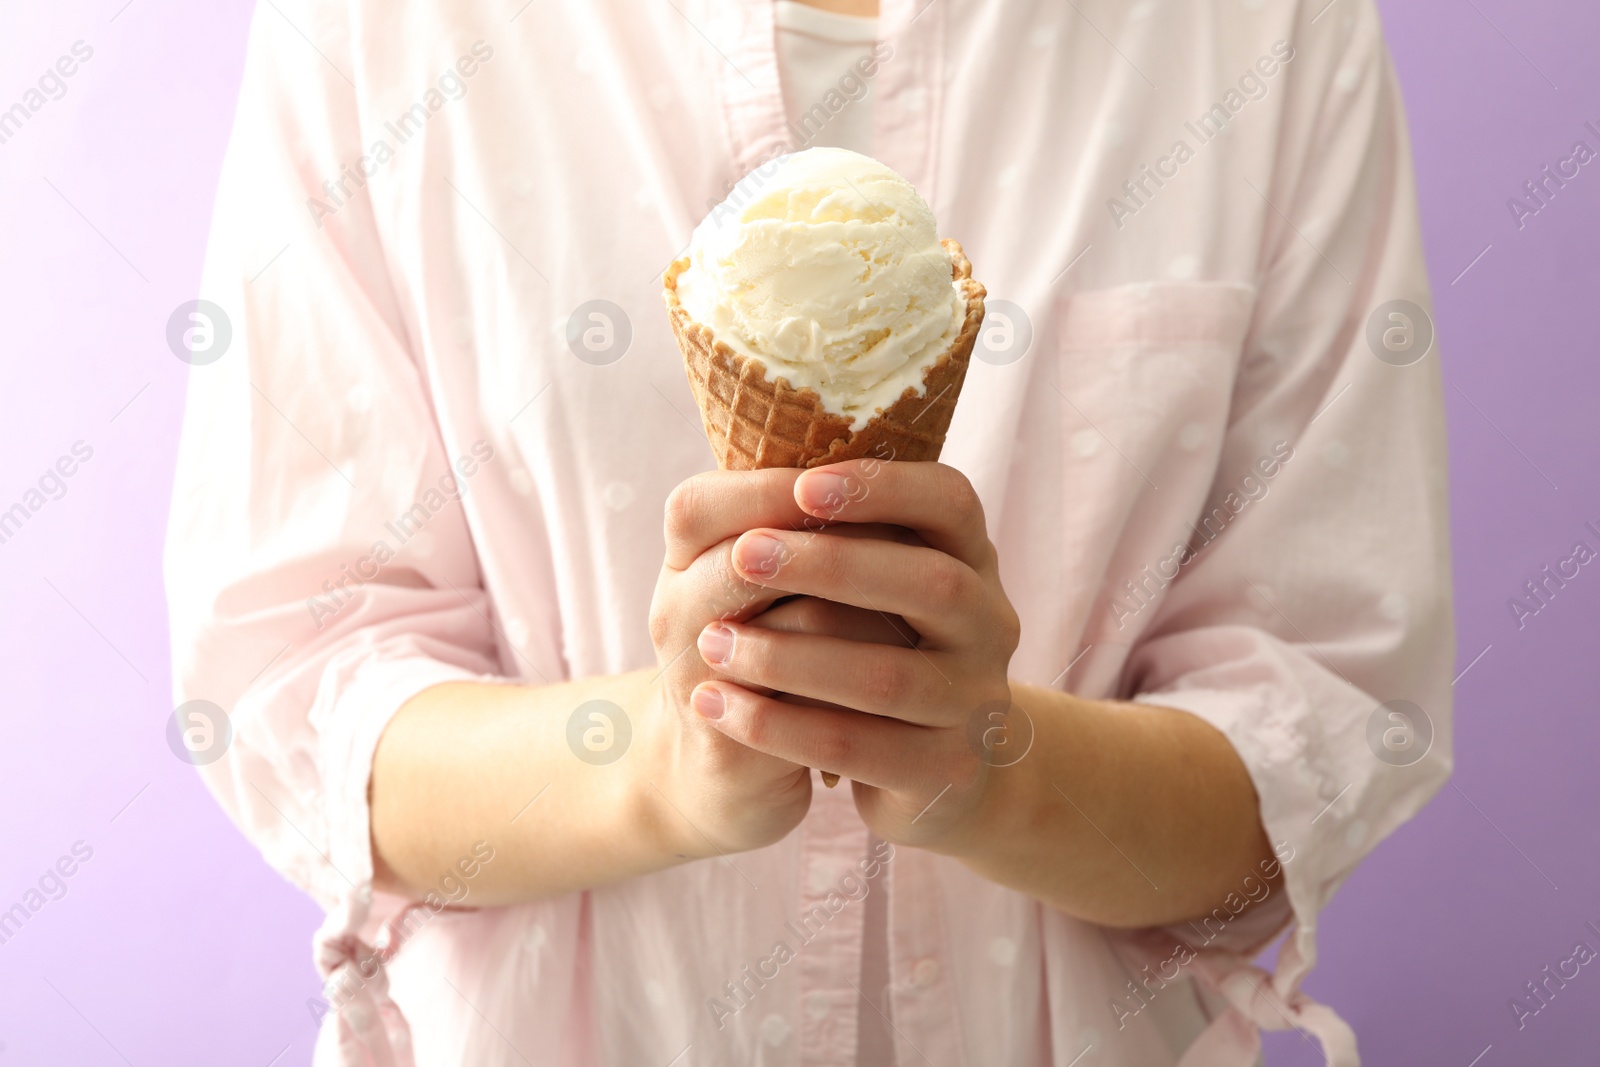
[662,238,986,787]
[663,239,986,471]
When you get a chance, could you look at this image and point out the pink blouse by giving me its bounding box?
[165,0,1453,1064]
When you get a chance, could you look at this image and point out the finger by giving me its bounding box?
[746,596,918,648]
[698,622,967,726]
[663,468,811,569]
[792,461,993,570]
[665,534,792,638]
[691,681,936,791]
[728,528,987,647]
[665,524,921,633]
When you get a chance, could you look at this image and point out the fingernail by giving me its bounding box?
[692,686,725,720]
[798,472,850,515]
[698,623,735,667]
[735,533,785,578]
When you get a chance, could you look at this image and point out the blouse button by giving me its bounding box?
[912,958,940,988]
[805,991,831,1020]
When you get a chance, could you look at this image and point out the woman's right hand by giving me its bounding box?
[642,469,917,859]
[642,468,818,857]
[369,467,919,905]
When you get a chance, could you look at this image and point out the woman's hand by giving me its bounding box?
[643,469,819,858]
[639,471,899,846]
[370,474,920,906]
[689,460,1022,848]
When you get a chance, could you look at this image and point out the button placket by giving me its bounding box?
[793,777,870,1066]
[696,0,789,175]
[887,848,967,1066]
[871,0,946,203]
[691,4,953,1062]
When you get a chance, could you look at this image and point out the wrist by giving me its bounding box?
[623,680,705,864]
[925,681,1055,863]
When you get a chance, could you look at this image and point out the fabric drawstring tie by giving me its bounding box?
[1177,953,1359,1067]
[313,890,426,1067]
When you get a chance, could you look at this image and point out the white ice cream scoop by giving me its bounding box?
[673,148,966,431]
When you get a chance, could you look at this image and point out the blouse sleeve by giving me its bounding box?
[1110,3,1453,1064]
[163,2,499,1059]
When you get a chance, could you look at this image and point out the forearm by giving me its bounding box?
[370,668,678,905]
[939,682,1277,928]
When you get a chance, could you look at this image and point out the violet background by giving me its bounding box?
[0,0,1595,1063]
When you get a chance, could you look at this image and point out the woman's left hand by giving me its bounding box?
[691,459,1022,847]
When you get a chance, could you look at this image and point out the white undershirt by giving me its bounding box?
[774,0,878,154]
[773,12,896,1064]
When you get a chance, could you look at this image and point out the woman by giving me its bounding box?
[166,0,1452,1063]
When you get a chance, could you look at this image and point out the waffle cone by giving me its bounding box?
[663,239,986,471]
[663,241,984,787]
